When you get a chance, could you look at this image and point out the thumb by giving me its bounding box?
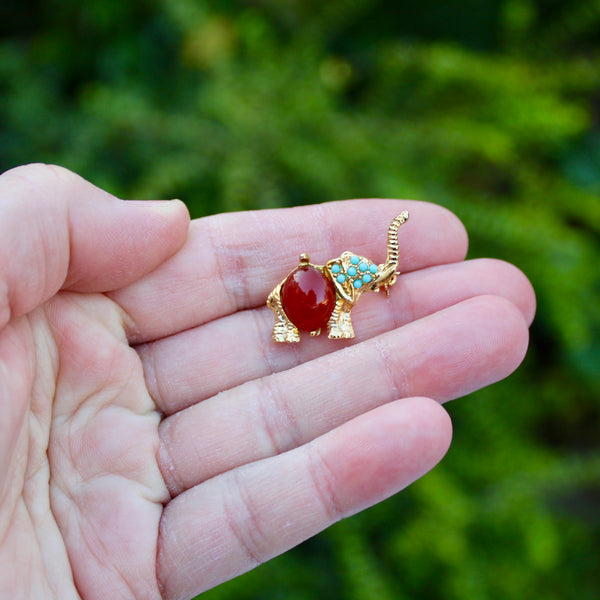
[0,164,190,327]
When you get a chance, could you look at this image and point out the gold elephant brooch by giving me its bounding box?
[267,211,409,342]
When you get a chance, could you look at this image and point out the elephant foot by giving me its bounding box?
[327,324,355,339]
[272,323,300,343]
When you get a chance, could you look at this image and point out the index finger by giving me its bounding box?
[110,199,468,343]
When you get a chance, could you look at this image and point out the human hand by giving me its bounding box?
[0,165,535,600]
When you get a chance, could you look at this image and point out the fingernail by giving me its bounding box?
[127,199,186,216]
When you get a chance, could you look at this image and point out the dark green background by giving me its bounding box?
[1,1,599,598]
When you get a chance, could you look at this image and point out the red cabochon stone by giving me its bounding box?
[281,265,336,331]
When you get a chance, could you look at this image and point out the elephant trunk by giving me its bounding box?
[377,211,409,285]
[385,211,409,269]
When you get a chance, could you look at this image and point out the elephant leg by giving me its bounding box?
[327,297,355,339]
[267,284,301,342]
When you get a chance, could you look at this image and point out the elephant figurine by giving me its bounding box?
[267,211,409,342]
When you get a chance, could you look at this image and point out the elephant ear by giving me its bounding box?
[326,252,356,304]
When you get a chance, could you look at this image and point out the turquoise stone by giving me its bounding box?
[353,279,363,289]
[359,262,368,272]
[347,266,357,277]
[369,264,378,274]
[337,274,346,283]
[350,255,360,265]
[362,273,372,283]
[331,263,341,274]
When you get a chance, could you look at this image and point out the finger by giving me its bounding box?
[156,396,452,599]
[0,164,189,327]
[0,320,31,501]
[111,199,468,343]
[140,258,535,414]
[158,295,528,496]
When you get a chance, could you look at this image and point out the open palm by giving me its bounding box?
[0,165,535,600]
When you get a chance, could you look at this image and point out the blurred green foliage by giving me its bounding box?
[1,0,599,598]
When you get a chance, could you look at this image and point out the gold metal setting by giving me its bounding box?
[267,211,409,342]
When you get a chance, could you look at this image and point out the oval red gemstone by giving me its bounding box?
[281,265,336,332]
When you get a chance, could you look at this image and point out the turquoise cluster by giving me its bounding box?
[330,255,378,289]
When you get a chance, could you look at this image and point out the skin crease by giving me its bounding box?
[0,164,535,600]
